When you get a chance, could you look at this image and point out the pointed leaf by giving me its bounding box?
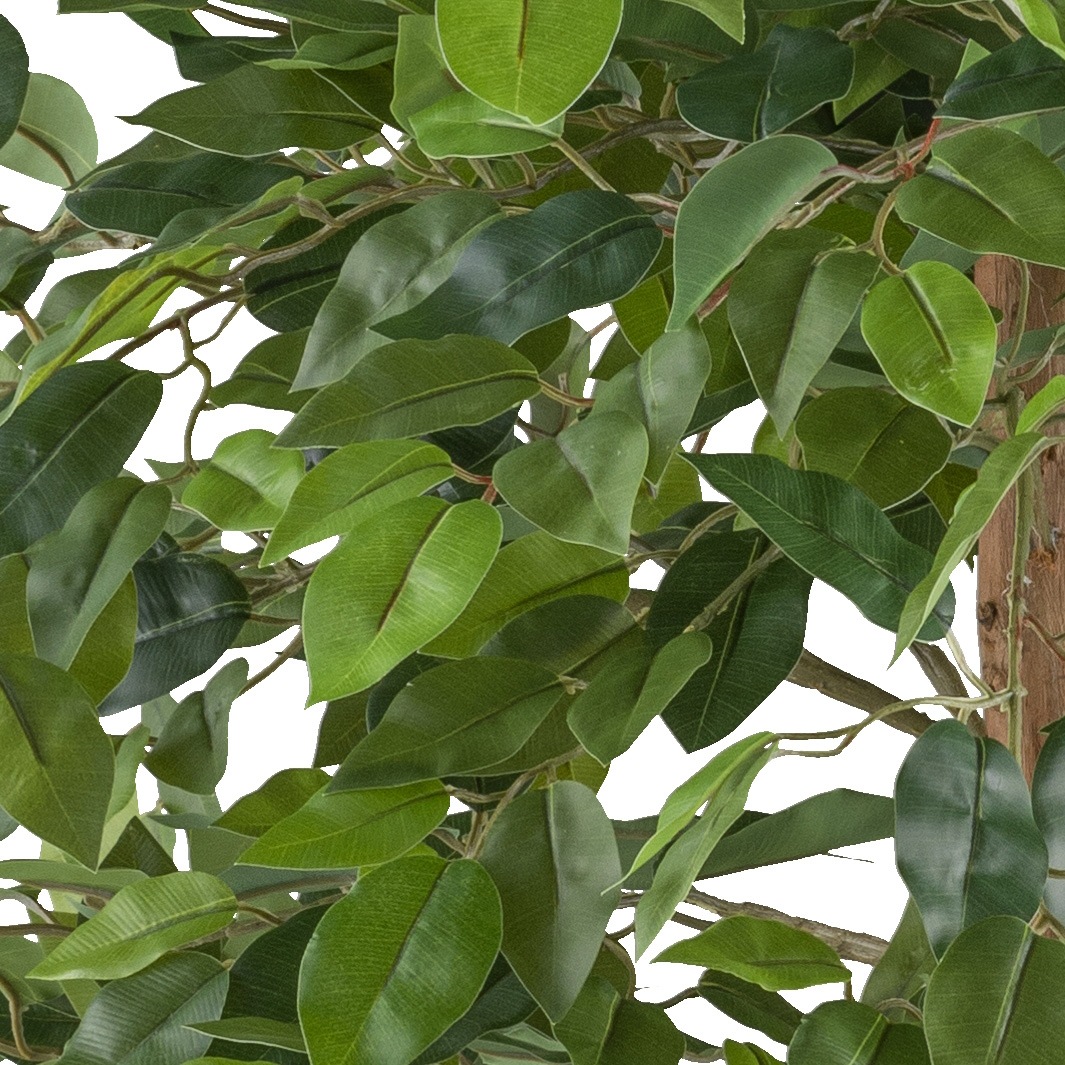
[211,330,312,414]
[303,497,501,700]
[214,768,329,838]
[409,92,564,159]
[1017,372,1065,434]
[788,1000,930,1064]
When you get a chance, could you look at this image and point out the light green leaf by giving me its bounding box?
[1017,372,1065,434]
[25,478,169,668]
[29,871,236,981]
[214,767,329,838]
[277,336,539,449]
[494,411,649,555]
[0,859,145,895]
[329,657,563,789]
[896,720,1047,957]
[655,915,850,990]
[436,0,624,124]
[182,430,304,532]
[237,780,448,868]
[788,1000,930,1064]
[669,136,836,329]
[297,191,502,389]
[480,782,621,1021]
[262,440,452,567]
[299,855,502,1065]
[894,433,1050,657]
[303,497,502,700]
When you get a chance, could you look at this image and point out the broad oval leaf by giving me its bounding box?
[276,335,540,449]
[924,916,1065,1065]
[895,719,1048,957]
[0,653,115,869]
[298,855,502,1065]
[303,497,502,700]
[236,780,448,869]
[493,411,649,555]
[691,454,954,640]
[654,915,850,991]
[861,261,997,426]
[436,0,624,124]
[669,136,835,328]
[479,781,622,1021]
[328,656,563,789]
[788,1000,931,1064]
[378,190,662,345]
[0,15,29,147]
[28,871,237,981]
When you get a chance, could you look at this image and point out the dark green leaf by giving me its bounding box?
[788,1000,930,1064]
[211,330,312,414]
[0,15,29,147]
[215,768,329,838]
[859,898,935,1018]
[699,970,803,1045]
[1034,717,1065,924]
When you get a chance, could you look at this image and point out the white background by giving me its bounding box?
[0,4,981,1056]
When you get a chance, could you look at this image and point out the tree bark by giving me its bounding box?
[975,259,1065,779]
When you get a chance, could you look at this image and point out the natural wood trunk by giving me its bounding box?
[975,259,1065,779]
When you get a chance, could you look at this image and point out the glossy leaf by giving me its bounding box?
[788,1000,930,1064]
[924,916,1065,1065]
[479,781,621,1021]
[0,15,29,147]
[303,497,501,700]
[697,971,803,1045]
[379,190,662,345]
[655,915,850,990]
[262,440,452,566]
[299,855,502,1065]
[237,780,448,868]
[214,768,329,838]
[183,430,304,532]
[494,412,649,554]
[436,0,624,124]
[297,191,502,389]
[894,433,1050,657]
[1017,373,1065,434]
[0,653,115,868]
[677,25,853,141]
[330,656,563,789]
[29,871,236,981]
[728,230,880,433]
[691,454,954,640]
[187,1017,304,1054]
[895,719,1048,957]
[0,362,162,556]
[669,136,835,328]
[211,330,312,414]
[796,388,952,508]
[661,0,744,40]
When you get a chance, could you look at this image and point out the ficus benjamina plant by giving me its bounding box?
[3,0,1065,1063]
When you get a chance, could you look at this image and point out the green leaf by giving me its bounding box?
[426,531,629,658]
[329,656,563,788]
[298,191,502,389]
[299,855,502,1065]
[0,362,162,556]
[100,542,250,715]
[728,232,881,433]
[691,453,955,640]
[0,15,29,147]
[860,898,935,1019]
[0,653,115,868]
[568,632,712,763]
[52,953,229,1065]
[183,430,305,532]
[435,0,623,124]
[187,1017,305,1054]
[1018,373,1065,434]
[796,387,952,508]
[25,478,170,669]
[303,497,501,700]
[493,411,649,555]
[788,1000,931,1064]
[894,433,1050,657]
[592,323,712,483]
[379,190,662,345]
[896,128,1065,269]
[895,719,1047,957]
[661,0,744,42]
[262,440,452,567]
[669,136,836,329]
[698,971,803,1046]
[479,781,621,1021]
[125,65,377,156]
[211,330,312,414]
[1033,718,1065,924]
[0,73,96,185]
[645,530,810,752]
[144,659,249,795]
[29,871,236,981]
[0,859,145,895]
[276,336,540,449]
[724,1042,782,1065]
[654,915,850,990]
[939,36,1065,121]
[237,780,448,869]
[214,768,329,838]
[924,916,1065,1064]
[677,25,852,141]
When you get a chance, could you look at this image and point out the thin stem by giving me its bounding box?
[945,629,994,698]
[201,3,288,31]
[241,631,303,694]
[554,139,616,192]
[877,998,924,1022]
[106,290,238,362]
[7,303,44,345]
[653,987,700,1010]
[539,379,595,408]
[178,319,213,472]
[236,902,283,926]
[678,505,739,554]
[684,546,781,633]
[870,188,901,275]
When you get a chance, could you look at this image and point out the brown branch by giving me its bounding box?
[909,643,988,736]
